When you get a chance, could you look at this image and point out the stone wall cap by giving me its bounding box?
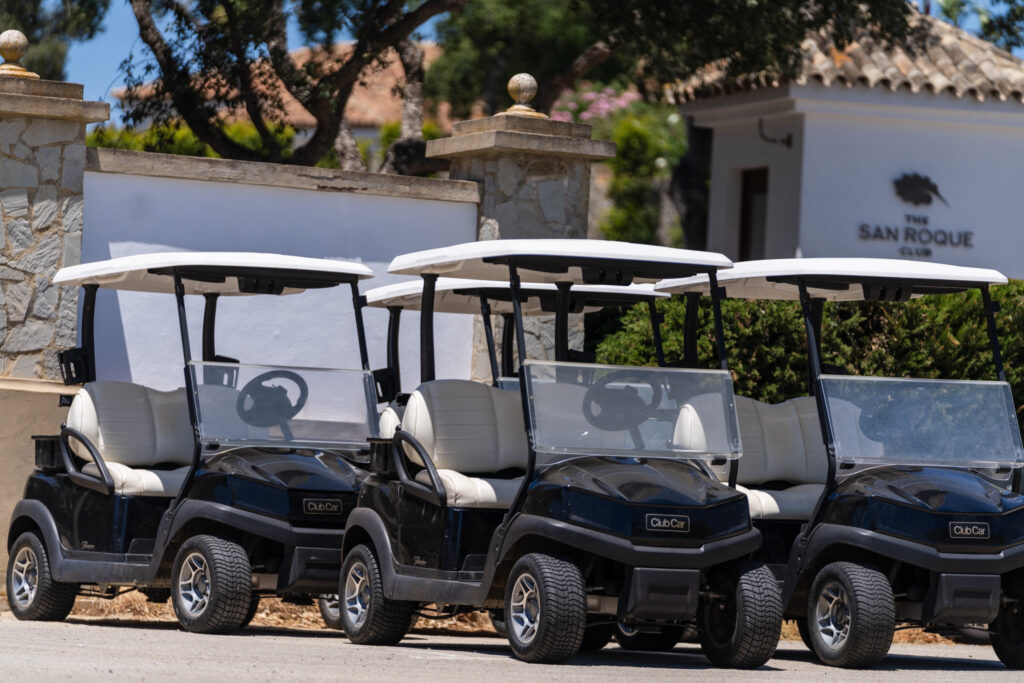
[86,148,481,205]
[0,90,108,123]
[426,130,615,160]
[450,115,592,139]
[0,77,82,99]
[0,377,69,395]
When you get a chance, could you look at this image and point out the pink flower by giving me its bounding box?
[567,101,578,111]
[551,110,572,122]
[580,110,593,121]
[582,91,598,102]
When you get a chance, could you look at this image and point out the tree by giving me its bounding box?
[977,1,1024,50]
[937,0,971,28]
[122,0,468,167]
[0,1,110,81]
[428,0,912,117]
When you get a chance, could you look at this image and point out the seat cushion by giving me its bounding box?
[737,483,824,520]
[82,462,190,498]
[414,469,522,509]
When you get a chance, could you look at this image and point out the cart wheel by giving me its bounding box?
[806,561,894,668]
[795,618,814,651]
[5,531,78,621]
[580,623,615,651]
[241,595,260,628]
[318,594,343,630]
[990,574,1024,668]
[171,535,253,634]
[614,623,683,651]
[505,553,586,663]
[340,544,415,644]
[698,560,782,669]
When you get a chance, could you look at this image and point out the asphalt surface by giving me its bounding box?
[0,613,1015,681]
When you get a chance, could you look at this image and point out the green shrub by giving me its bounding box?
[595,281,1024,414]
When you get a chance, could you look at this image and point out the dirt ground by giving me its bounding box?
[8,590,951,644]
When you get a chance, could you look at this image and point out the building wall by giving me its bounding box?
[797,94,1024,274]
[702,112,805,260]
[82,151,479,392]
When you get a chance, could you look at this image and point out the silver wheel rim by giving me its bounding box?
[344,562,370,628]
[10,546,38,609]
[321,594,340,620]
[509,572,540,644]
[178,551,212,616]
[814,580,851,651]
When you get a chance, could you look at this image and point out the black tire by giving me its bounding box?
[318,595,343,630]
[614,624,683,651]
[990,574,1024,668]
[170,535,253,634]
[795,618,814,651]
[580,623,615,651]
[241,595,260,628]
[488,610,507,638]
[806,561,894,668]
[340,544,415,645]
[5,531,78,621]
[698,560,783,669]
[504,553,586,663]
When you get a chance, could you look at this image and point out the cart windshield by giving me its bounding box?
[188,361,378,450]
[524,361,741,462]
[819,375,1024,468]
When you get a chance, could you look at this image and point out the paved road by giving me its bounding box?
[0,613,1015,681]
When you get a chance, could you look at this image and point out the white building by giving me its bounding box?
[670,11,1024,276]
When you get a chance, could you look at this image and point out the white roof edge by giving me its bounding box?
[387,239,733,284]
[655,258,1008,301]
[53,252,375,295]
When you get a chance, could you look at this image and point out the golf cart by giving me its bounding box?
[340,239,783,666]
[6,252,379,633]
[656,257,1024,668]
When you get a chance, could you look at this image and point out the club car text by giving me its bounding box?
[303,498,343,515]
[645,514,690,533]
[949,521,990,539]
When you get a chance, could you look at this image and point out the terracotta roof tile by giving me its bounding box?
[670,11,1024,105]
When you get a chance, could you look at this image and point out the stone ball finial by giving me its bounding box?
[0,30,39,79]
[501,73,547,118]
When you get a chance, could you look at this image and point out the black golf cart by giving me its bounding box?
[6,252,380,633]
[657,257,1024,668]
[340,239,783,666]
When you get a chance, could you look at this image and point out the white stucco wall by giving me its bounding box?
[82,171,477,392]
[690,83,1024,276]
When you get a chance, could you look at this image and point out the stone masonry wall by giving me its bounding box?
[0,114,83,380]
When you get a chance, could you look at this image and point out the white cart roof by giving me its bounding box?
[387,239,732,285]
[655,258,1008,302]
[53,252,375,295]
[365,278,665,315]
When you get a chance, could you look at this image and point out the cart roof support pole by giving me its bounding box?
[683,292,700,369]
[350,282,370,372]
[201,293,218,362]
[554,282,572,362]
[506,260,537,519]
[980,286,1006,382]
[420,274,437,382]
[648,298,666,368]
[501,313,516,378]
[81,284,98,383]
[479,296,500,385]
[386,306,402,394]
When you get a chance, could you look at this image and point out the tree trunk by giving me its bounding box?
[381,39,449,175]
[333,123,367,172]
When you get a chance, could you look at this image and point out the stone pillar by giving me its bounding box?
[426,74,615,379]
[0,31,109,380]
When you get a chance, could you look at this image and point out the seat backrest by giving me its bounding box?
[67,381,194,468]
[401,379,528,474]
[378,406,401,438]
[730,395,828,486]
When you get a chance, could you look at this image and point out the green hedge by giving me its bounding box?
[594,281,1024,411]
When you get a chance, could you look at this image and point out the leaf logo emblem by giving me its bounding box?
[893,173,948,207]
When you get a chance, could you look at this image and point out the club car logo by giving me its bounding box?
[645,514,690,533]
[303,498,342,515]
[949,521,989,540]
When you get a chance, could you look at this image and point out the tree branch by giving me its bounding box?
[533,39,617,114]
[128,0,258,160]
[221,0,280,161]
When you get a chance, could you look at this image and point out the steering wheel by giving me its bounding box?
[582,369,664,432]
[236,370,309,431]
